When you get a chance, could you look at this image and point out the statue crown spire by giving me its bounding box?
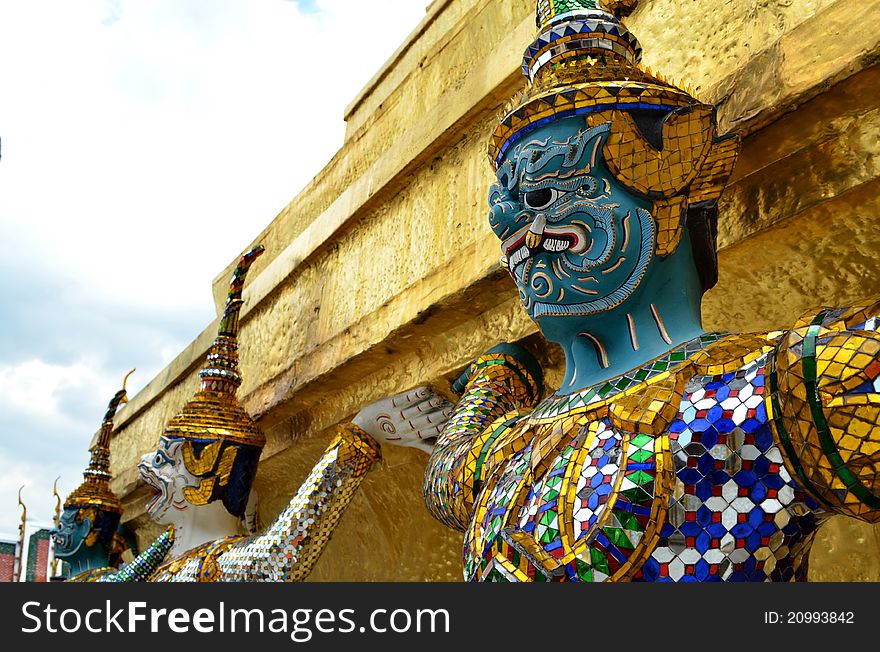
[490,0,701,166]
[163,245,266,450]
[198,244,264,397]
[63,371,134,514]
[217,245,264,340]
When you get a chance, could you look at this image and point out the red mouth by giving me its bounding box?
[503,225,587,268]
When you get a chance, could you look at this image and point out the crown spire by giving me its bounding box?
[218,245,264,339]
[197,245,264,397]
[63,370,134,514]
[162,245,266,449]
[525,0,643,87]
[490,0,699,166]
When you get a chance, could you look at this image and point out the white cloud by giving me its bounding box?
[0,0,426,310]
[0,0,428,537]
[0,358,101,428]
[0,451,85,544]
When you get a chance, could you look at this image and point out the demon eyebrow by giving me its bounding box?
[524,122,611,175]
[526,140,570,172]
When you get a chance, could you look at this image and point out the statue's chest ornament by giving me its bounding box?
[152,535,242,582]
[471,414,673,582]
[469,333,779,582]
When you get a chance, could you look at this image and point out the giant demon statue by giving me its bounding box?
[367,0,880,582]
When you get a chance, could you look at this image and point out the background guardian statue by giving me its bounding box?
[53,372,136,581]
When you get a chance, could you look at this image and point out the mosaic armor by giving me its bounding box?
[94,529,176,582]
[425,300,880,581]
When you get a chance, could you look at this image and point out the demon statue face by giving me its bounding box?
[138,435,261,524]
[54,507,105,558]
[138,437,197,524]
[489,100,734,393]
[492,118,655,323]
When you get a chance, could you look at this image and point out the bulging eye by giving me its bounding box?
[523,188,562,210]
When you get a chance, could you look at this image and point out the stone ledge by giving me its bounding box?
[707,0,880,135]
[343,0,453,126]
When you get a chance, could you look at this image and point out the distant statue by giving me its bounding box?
[53,371,138,581]
[358,0,880,581]
[106,246,453,582]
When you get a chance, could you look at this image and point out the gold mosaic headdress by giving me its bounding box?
[162,246,265,449]
[491,0,740,258]
[64,369,135,515]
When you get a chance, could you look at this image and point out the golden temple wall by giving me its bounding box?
[109,0,880,581]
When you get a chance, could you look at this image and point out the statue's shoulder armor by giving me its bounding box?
[689,333,778,377]
[768,297,880,522]
[468,410,533,501]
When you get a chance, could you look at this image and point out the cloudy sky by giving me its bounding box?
[0,0,427,541]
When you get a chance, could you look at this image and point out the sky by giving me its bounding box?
[0,0,427,541]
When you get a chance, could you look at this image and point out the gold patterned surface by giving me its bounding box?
[64,470,123,515]
[608,372,685,435]
[163,345,265,449]
[602,107,716,198]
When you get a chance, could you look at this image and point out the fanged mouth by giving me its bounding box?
[502,224,587,271]
[140,469,166,513]
[146,487,161,511]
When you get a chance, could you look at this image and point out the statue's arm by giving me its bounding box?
[769,297,880,522]
[423,344,543,532]
[94,528,175,582]
[215,424,381,582]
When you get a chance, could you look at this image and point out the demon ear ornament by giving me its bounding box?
[600,106,714,256]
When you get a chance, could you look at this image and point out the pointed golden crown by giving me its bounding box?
[162,246,265,449]
[491,0,706,167]
[64,370,135,514]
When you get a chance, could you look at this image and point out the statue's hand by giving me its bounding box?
[353,387,454,454]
